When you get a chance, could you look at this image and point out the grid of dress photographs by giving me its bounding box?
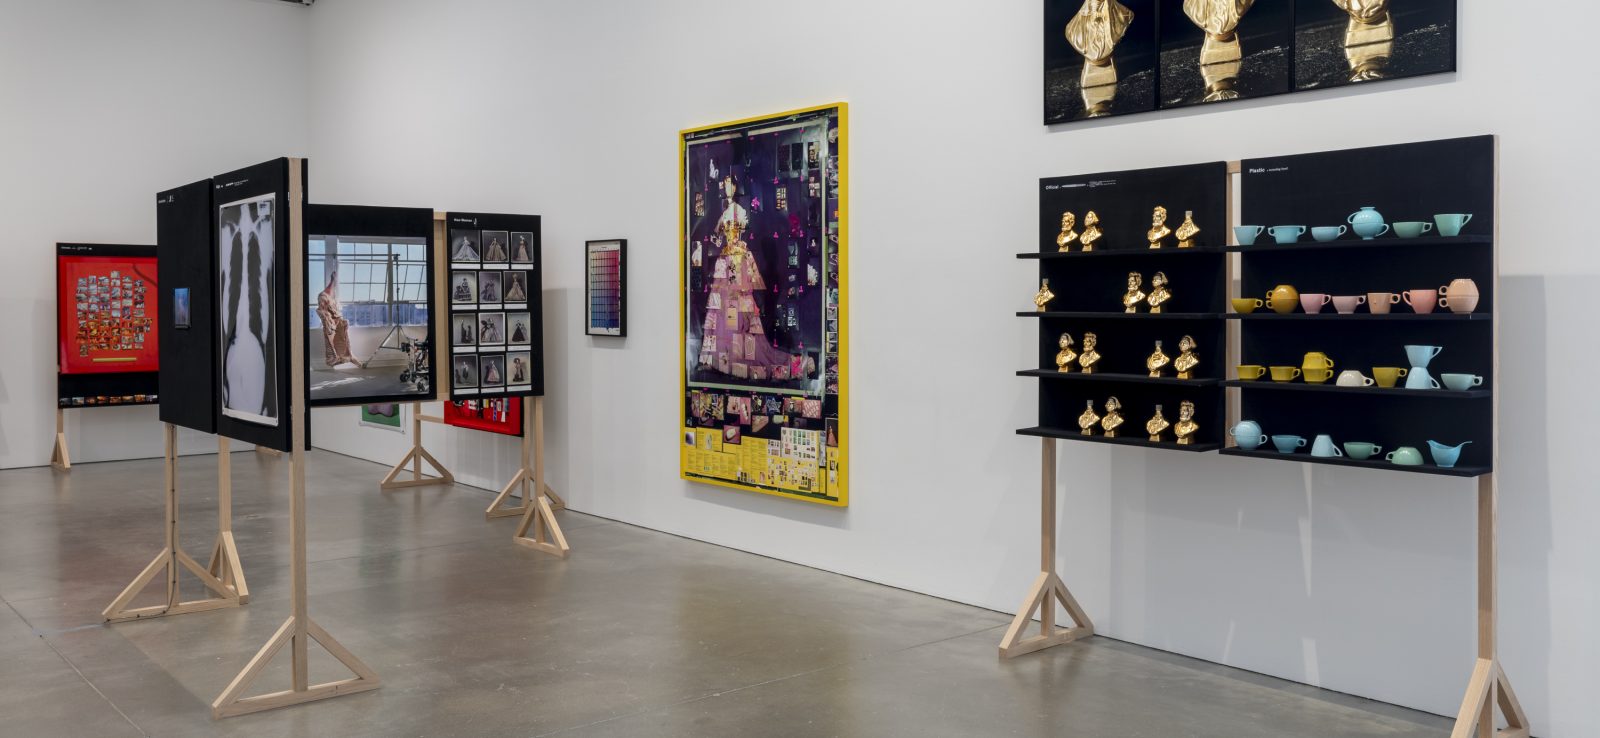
[449,226,536,397]
[1044,0,1457,124]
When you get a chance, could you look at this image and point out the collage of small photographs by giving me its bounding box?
[74,270,153,357]
[448,228,536,396]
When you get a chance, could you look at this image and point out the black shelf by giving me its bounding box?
[1223,235,1490,253]
[1022,311,1223,320]
[1225,312,1490,321]
[1018,426,1221,453]
[1218,447,1489,478]
[1018,247,1221,259]
[1223,380,1489,398]
[1022,369,1220,386]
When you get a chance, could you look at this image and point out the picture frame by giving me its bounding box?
[584,239,626,337]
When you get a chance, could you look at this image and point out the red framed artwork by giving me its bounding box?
[57,246,159,375]
[442,397,523,436]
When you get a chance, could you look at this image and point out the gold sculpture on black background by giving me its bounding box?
[1078,399,1102,436]
[1183,0,1254,64]
[1336,0,1394,82]
[1034,279,1056,312]
[1175,334,1200,379]
[1101,396,1125,437]
[1175,401,1199,445]
[1146,340,1171,378]
[1146,404,1170,442]
[1176,210,1201,248]
[1065,0,1135,91]
[1079,332,1102,373]
[1122,272,1147,313]
[1147,206,1172,249]
[1146,271,1172,313]
[1056,212,1080,252]
[1081,211,1104,251]
[1055,333,1078,373]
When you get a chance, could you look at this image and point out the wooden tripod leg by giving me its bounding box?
[381,404,454,490]
[998,437,1092,659]
[1449,473,1529,738]
[51,407,70,470]
[543,485,566,511]
[207,437,250,603]
[513,398,568,558]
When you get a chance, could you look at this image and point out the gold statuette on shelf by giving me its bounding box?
[1122,272,1147,313]
[1147,271,1172,313]
[1148,206,1172,249]
[1034,279,1056,313]
[1079,332,1102,373]
[1056,212,1080,252]
[1175,334,1199,379]
[1176,210,1200,248]
[1078,399,1102,436]
[1081,210,1104,251]
[1055,333,1078,373]
[1147,340,1171,378]
[1174,400,1199,445]
[1146,404,1170,442]
[1101,396,1125,437]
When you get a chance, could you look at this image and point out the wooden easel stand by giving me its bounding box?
[483,397,569,557]
[51,407,70,470]
[380,401,454,490]
[998,438,1093,658]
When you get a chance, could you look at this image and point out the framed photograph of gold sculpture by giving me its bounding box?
[680,103,847,506]
[1045,0,1159,124]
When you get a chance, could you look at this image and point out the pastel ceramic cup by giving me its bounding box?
[1230,420,1267,450]
[1267,285,1300,315]
[1300,293,1331,314]
[1237,365,1268,381]
[1438,278,1480,314]
[1331,295,1367,314]
[1336,370,1375,387]
[1404,289,1438,314]
[1272,435,1307,454]
[1302,351,1335,370]
[1405,368,1442,390]
[1367,292,1401,315]
[1348,206,1389,239]
[1232,297,1264,314]
[1311,225,1347,242]
[1269,366,1302,382]
[1311,434,1343,458]
[1404,344,1443,368]
[1304,368,1334,384]
[1386,446,1424,466]
[1269,225,1307,244]
[1234,225,1266,246]
[1373,366,1409,388]
[1427,440,1472,468]
[1343,442,1382,460]
[1434,213,1474,237]
[1392,221,1434,238]
[1441,373,1484,391]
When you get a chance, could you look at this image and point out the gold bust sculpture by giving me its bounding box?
[1147,340,1171,378]
[1055,333,1078,373]
[1078,399,1102,436]
[1335,0,1393,49]
[1146,404,1170,442]
[1123,271,1147,313]
[1176,210,1201,248]
[1147,206,1172,249]
[1101,396,1125,437]
[1183,0,1254,65]
[1065,0,1135,91]
[1079,332,1102,373]
[1146,271,1172,313]
[1174,400,1199,445]
[1174,334,1200,379]
[1056,212,1080,252]
[1080,210,1104,251]
[1033,279,1056,313]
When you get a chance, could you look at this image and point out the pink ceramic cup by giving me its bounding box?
[1403,289,1438,314]
[1331,295,1367,314]
[1367,292,1400,314]
[1300,293,1331,314]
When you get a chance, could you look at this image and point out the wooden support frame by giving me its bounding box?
[380,402,453,490]
[998,437,1093,658]
[51,407,70,470]
[104,426,245,622]
[485,397,569,557]
[213,159,379,719]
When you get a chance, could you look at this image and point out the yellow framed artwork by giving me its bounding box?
[679,103,847,506]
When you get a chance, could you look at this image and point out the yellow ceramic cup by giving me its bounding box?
[1303,367,1334,384]
[1237,364,1267,380]
[1232,298,1264,314]
[1373,366,1409,388]
[1269,366,1302,383]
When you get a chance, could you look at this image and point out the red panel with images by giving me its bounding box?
[442,397,523,437]
[57,254,159,374]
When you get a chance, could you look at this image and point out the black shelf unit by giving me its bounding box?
[1018,247,1222,260]
[1022,311,1222,320]
[1024,369,1220,387]
[1226,313,1490,321]
[1223,235,1491,253]
[1019,426,1221,453]
[1222,380,1488,399]
[1219,447,1488,478]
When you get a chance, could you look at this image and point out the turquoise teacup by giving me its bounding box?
[1268,225,1307,244]
[1234,225,1265,246]
[1343,442,1383,461]
[1386,446,1424,466]
[1434,213,1474,237]
[1393,221,1433,238]
[1311,225,1347,242]
[1271,434,1307,454]
[1441,373,1484,391]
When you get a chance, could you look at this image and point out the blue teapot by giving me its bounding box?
[1230,420,1267,450]
[1347,206,1390,239]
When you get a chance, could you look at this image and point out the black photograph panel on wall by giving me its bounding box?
[1045,0,1159,124]
[157,179,217,433]
[1293,0,1456,91]
[1158,0,1293,110]
[303,205,436,407]
[444,211,543,401]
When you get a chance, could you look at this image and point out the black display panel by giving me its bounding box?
[444,212,543,400]
[157,180,216,432]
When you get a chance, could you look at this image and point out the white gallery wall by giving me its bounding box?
[0,0,310,467]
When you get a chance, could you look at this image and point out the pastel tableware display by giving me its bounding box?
[1230,421,1267,450]
[1304,368,1334,384]
[1427,440,1472,468]
[1392,221,1434,238]
[1373,366,1409,388]
[1236,364,1267,380]
[1311,434,1343,458]
[1438,278,1480,314]
[1331,295,1367,314]
[1405,368,1442,390]
[1343,442,1382,460]
[1269,366,1301,382]
[1336,370,1375,387]
[1266,284,1300,315]
[1311,225,1347,242]
[1441,373,1484,391]
[1386,446,1424,466]
[1269,225,1307,244]
[1234,225,1265,245]
[1347,206,1390,239]
[1271,434,1307,454]
[1404,344,1443,368]
[1299,293,1331,314]
[1434,213,1474,237]
[1367,291,1401,315]
[1232,297,1264,314]
[1403,289,1438,314]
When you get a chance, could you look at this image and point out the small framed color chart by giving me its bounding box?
[445,212,543,400]
[585,239,626,337]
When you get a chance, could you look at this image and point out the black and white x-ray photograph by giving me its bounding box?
[218,193,279,427]
[450,229,480,262]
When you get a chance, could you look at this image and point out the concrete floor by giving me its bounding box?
[0,450,1452,737]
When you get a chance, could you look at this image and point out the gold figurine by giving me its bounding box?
[1101,396,1125,437]
[1122,272,1147,313]
[1055,333,1078,373]
[1056,212,1080,252]
[1146,404,1171,442]
[1183,0,1254,66]
[1176,210,1200,248]
[1148,206,1172,249]
[1146,271,1172,313]
[1175,400,1199,445]
[1078,399,1102,436]
[1344,34,1392,82]
[1175,334,1200,379]
[1079,332,1102,373]
[1147,340,1171,378]
[1335,0,1393,50]
[1081,210,1104,251]
[1034,279,1056,312]
[1065,0,1135,92]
